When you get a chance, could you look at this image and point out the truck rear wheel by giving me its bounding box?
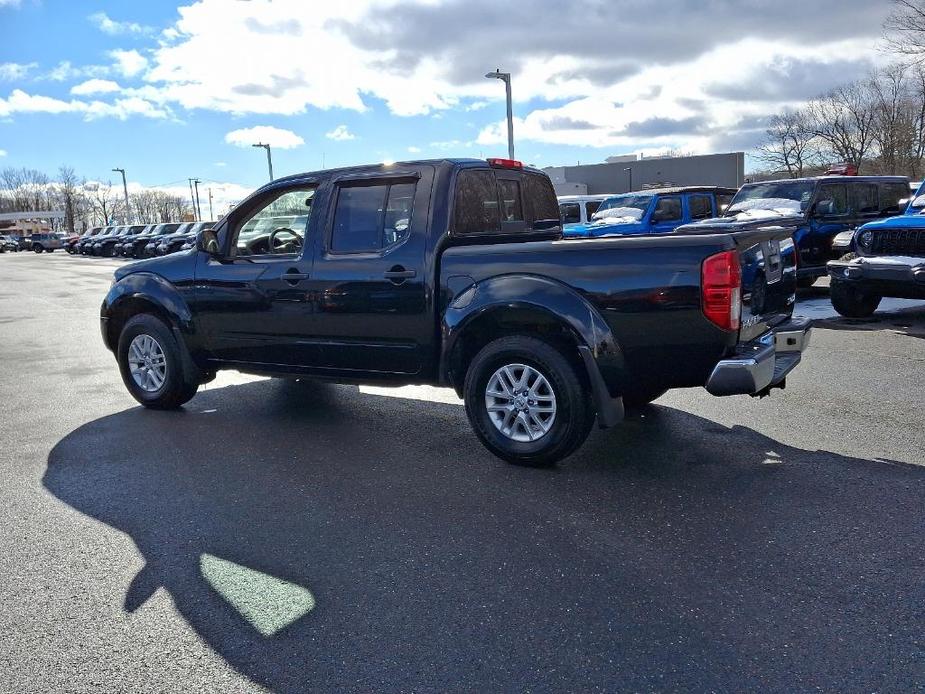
[831,279,881,318]
[117,314,199,409]
[463,336,594,467]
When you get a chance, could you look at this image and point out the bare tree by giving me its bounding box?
[885,0,925,61]
[56,166,86,233]
[806,83,877,171]
[756,110,821,177]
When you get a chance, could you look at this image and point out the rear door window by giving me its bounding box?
[817,184,848,216]
[689,194,713,220]
[851,183,879,217]
[880,182,909,214]
[653,196,682,222]
[331,181,416,253]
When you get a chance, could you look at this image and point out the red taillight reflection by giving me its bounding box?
[702,250,742,331]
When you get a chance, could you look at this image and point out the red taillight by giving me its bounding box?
[702,250,741,331]
[487,157,523,169]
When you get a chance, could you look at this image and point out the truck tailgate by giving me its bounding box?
[677,221,799,343]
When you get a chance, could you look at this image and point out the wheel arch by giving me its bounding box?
[440,274,626,396]
[101,272,194,353]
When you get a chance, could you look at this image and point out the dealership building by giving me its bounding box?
[544,152,746,196]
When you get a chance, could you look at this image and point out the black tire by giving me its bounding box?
[463,336,594,467]
[621,385,668,409]
[830,279,881,318]
[117,314,199,409]
[33,245,42,253]
[46,248,54,253]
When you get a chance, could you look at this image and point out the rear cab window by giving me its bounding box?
[453,167,560,237]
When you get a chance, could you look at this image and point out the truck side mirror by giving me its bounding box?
[197,229,221,256]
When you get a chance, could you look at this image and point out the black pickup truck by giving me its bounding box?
[101,158,811,466]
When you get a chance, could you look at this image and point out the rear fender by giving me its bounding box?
[441,274,626,392]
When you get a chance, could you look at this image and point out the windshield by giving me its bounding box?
[727,182,814,216]
[591,194,652,222]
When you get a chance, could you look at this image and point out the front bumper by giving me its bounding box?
[827,255,925,298]
[705,317,812,396]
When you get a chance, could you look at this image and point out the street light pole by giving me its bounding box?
[208,187,214,221]
[252,142,274,181]
[112,167,130,223]
[187,179,198,221]
[624,167,633,192]
[192,178,202,222]
[485,69,514,160]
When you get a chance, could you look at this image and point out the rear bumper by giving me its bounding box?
[705,317,812,396]
[827,256,925,298]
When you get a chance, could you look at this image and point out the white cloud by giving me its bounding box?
[110,49,148,78]
[70,79,121,96]
[407,145,421,153]
[224,125,304,149]
[0,62,37,81]
[89,12,152,35]
[325,124,355,141]
[0,149,6,157]
[213,161,227,167]
[44,61,108,82]
[0,89,168,121]
[0,0,22,6]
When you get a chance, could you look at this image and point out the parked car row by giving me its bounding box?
[560,174,922,318]
[0,232,65,253]
[66,222,215,259]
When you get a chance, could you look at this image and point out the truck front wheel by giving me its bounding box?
[117,314,199,409]
[831,279,881,318]
[463,336,594,467]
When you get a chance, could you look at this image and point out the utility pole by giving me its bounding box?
[112,167,131,223]
[208,187,214,221]
[485,69,515,160]
[187,178,198,221]
[192,178,202,222]
[252,142,274,181]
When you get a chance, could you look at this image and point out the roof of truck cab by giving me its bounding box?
[269,158,547,187]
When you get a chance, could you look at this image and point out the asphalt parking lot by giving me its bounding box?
[1,252,923,692]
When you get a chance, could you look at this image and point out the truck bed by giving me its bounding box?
[439,227,796,394]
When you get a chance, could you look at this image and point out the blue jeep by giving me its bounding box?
[711,176,908,287]
[826,180,925,317]
[562,186,737,238]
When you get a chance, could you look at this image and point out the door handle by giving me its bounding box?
[282,269,309,284]
[383,267,416,282]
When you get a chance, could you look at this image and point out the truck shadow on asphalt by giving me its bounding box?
[43,379,924,692]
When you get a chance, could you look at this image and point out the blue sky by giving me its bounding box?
[0,0,893,206]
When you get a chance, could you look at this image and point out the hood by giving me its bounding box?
[113,248,196,281]
[562,219,646,238]
[859,214,925,231]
